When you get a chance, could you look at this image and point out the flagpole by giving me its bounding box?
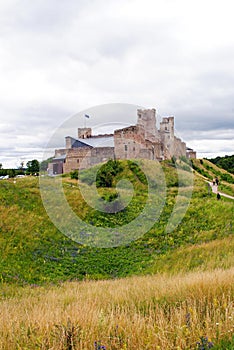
[84,114,90,128]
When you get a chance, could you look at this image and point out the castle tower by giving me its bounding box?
[78,128,92,139]
[137,108,159,142]
[160,117,174,138]
[159,117,175,159]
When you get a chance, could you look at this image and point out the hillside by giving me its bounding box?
[1,159,234,349]
[191,158,234,197]
[0,159,233,285]
[207,154,234,174]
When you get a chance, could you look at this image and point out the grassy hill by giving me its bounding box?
[191,158,234,196]
[0,159,234,349]
[0,159,233,285]
[208,154,234,174]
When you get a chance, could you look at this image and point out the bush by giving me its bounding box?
[70,170,78,180]
[208,155,234,174]
[96,160,123,188]
[220,173,234,184]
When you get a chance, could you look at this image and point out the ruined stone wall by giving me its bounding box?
[139,140,159,160]
[55,149,67,157]
[139,148,153,160]
[114,125,146,160]
[152,141,164,160]
[48,160,64,175]
[160,117,174,137]
[173,137,187,158]
[63,146,115,172]
[63,147,91,172]
[90,147,115,166]
[186,150,196,159]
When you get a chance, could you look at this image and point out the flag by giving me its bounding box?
[84,114,90,118]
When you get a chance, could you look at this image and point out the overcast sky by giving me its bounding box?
[0,0,233,168]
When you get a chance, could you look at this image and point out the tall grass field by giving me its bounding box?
[0,268,234,349]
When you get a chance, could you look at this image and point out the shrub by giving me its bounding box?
[70,170,78,180]
[96,160,123,188]
[220,173,234,184]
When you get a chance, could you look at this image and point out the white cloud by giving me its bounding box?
[0,0,233,167]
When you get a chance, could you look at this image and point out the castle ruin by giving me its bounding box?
[48,108,196,175]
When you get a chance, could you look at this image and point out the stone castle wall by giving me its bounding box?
[50,108,195,174]
[114,125,146,160]
[90,147,115,167]
[63,146,115,172]
[63,147,91,172]
[173,137,187,158]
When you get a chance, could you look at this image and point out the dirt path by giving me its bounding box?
[207,181,234,200]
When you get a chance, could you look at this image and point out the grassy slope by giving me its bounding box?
[191,158,234,196]
[208,154,234,174]
[0,160,234,349]
[0,160,233,285]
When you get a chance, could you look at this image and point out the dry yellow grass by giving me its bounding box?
[0,268,233,349]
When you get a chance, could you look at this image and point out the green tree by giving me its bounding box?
[40,157,53,171]
[208,155,234,174]
[7,169,15,178]
[26,159,40,175]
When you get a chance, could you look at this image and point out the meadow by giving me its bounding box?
[0,159,233,349]
[0,268,233,349]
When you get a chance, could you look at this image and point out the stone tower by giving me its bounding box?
[137,108,159,142]
[78,127,92,139]
[160,117,174,138]
[159,117,175,158]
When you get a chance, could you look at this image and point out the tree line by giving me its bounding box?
[207,155,234,174]
[0,158,52,178]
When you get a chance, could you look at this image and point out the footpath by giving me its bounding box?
[207,181,234,200]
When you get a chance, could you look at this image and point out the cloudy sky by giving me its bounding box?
[0,0,233,168]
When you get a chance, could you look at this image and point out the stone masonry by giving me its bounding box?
[48,108,196,174]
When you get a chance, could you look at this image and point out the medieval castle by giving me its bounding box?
[48,108,196,175]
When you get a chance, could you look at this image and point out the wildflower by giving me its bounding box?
[196,336,214,349]
[94,341,106,350]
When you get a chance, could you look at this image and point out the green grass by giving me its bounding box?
[0,160,234,349]
[0,160,233,286]
[191,159,234,196]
